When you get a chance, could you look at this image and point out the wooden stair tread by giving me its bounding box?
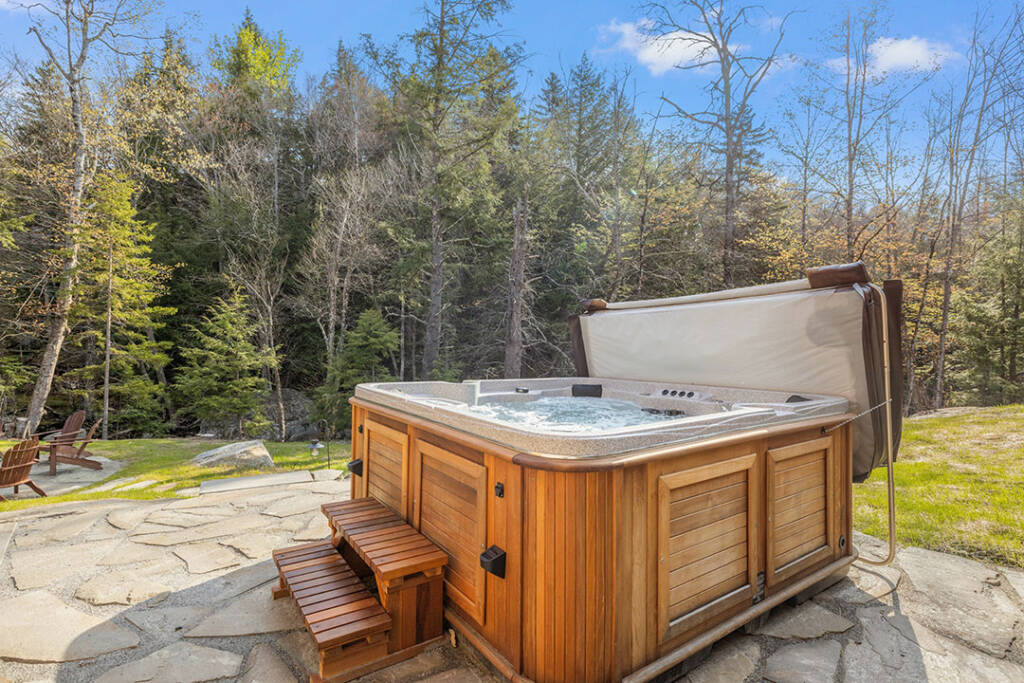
[273,540,391,649]
[322,498,449,582]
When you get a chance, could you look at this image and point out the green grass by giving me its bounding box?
[0,437,350,513]
[855,405,1024,568]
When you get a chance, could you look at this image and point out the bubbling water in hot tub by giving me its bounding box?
[467,396,676,433]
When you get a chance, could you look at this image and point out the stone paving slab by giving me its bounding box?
[0,591,139,662]
[185,588,304,637]
[755,601,854,639]
[123,605,211,634]
[132,513,267,546]
[75,570,170,606]
[765,640,841,682]
[107,505,158,530]
[94,641,242,683]
[262,493,333,517]
[239,643,297,683]
[198,469,312,494]
[173,541,242,574]
[9,539,120,590]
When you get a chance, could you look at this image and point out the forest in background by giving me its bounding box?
[1,0,1023,440]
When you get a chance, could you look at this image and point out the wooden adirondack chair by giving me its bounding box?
[0,437,45,501]
[35,411,103,476]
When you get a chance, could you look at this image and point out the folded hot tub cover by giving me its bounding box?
[569,262,903,482]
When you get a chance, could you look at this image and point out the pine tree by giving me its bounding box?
[174,290,275,437]
[314,310,399,432]
[69,173,174,437]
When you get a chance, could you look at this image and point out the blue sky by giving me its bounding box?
[0,1,995,153]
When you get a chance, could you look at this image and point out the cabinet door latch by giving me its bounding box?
[480,545,506,578]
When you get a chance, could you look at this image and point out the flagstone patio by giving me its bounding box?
[0,479,1021,682]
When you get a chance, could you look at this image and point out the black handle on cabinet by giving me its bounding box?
[348,459,364,477]
[480,545,506,578]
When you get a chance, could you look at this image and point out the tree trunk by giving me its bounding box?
[504,194,528,378]
[102,240,113,440]
[421,176,444,378]
[334,263,353,357]
[934,225,956,409]
[273,363,286,441]
[722,127,736,287]
[23,71,86,435]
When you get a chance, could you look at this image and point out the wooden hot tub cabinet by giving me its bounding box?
[349,398,856,683]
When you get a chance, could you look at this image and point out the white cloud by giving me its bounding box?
[827,36,959,76]
[870,36,958,73]
[599,19,712,76]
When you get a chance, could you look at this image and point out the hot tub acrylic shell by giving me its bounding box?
[348,393,856,682]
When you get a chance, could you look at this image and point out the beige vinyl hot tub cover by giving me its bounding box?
[570,263,903,481]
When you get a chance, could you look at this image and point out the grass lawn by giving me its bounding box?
[855,405,1024,568]
[0,437,351,513]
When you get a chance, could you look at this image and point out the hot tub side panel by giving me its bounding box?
[520,468,619,682]
[610,422,854,677]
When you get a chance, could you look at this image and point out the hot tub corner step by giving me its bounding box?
[199,470,313,494]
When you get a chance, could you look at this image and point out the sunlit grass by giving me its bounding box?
[855,405,1024,568]
[0,436,350,512]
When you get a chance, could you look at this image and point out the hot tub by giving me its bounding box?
[347,263,903,682]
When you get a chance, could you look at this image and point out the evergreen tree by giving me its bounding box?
[211,9,301,97]
[314,310,399,432]
[68,173,174,437]
[174,290,274,437]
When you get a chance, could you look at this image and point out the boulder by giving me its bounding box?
[268,387,317,441]
[192,440,274,470]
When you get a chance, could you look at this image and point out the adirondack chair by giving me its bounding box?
[0,437,45,501]
[35,411,103,476]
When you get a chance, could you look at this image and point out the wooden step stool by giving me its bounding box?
[273,541,392,682]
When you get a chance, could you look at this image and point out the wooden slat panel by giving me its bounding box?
[669,540,746,587]
[415,439,488,625]
[773,449,825,475]
[658,449,757,638]
[775,518,826,557]
[766,435,836,587]
[670,523,747,568]
[669,469,745,502]
[776,533,828,567]
[774,491,826,528]
[670,571,747,616]
[364,423,407,516]
[668,480,746,520]
[669,496,746,536]
[774,465,825,499]
[522,468,616,683]
[669,553,748,607]
[668,511,746,554]
[774,507,826,544]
